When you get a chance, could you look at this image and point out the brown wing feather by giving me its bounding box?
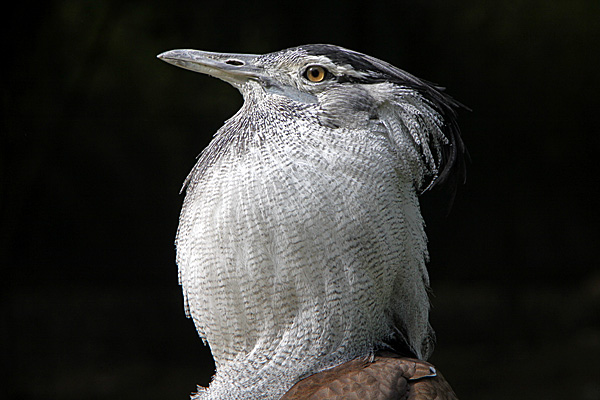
[280,353,458,400]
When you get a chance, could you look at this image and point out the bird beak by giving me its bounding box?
[157,49,262,86]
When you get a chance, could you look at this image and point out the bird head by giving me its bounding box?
[158,44,465,193]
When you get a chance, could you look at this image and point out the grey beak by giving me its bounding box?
[157,49,262,86]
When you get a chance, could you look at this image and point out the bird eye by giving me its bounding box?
[304,65,327,83]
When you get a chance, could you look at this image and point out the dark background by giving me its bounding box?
[3,1,599,399]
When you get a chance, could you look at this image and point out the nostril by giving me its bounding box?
[225,59,244,66]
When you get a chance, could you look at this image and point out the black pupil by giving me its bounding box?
[311,68,320,77]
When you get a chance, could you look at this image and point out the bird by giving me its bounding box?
[157,44,465,400]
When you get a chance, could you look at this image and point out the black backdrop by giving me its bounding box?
[3,1,599,399]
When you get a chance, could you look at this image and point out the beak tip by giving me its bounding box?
[156,51,171,61]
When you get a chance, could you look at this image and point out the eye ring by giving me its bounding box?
[304,65,328,83]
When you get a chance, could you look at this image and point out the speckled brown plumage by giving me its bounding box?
[281,353,458,400]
